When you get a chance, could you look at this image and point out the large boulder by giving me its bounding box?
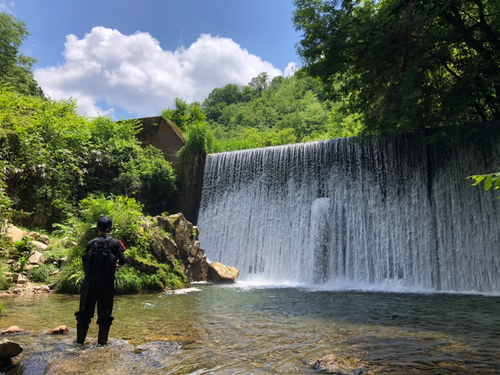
[151,214,209,282]
[207,262,239,284]
[31,241,48,252]
[28,250,44,265]
[0,339,23,359]
[148,225,178,264]
[5,226,25,242]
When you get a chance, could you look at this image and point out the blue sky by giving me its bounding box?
[2,0,301,118]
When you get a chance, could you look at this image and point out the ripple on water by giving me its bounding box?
[1,286,500,374]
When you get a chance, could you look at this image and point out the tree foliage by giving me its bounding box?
[293,0,500,135]
[162,98,206,131]
[0,84,177,228]
[194,71,362,152]
[0,12,43,97]
[469,170,500,192]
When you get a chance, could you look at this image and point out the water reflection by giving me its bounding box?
[1,286,499,374]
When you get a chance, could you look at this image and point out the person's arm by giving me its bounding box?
[113,239,127,266]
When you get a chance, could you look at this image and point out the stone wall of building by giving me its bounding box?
[136,116,203,224]
[136,116,185,169]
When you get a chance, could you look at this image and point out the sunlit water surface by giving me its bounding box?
[1,285,500,374]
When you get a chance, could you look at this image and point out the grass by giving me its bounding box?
[28,264,57,283]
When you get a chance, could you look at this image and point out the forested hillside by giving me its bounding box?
[162,72,362,154]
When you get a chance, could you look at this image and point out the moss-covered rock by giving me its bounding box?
[151,213,208,282]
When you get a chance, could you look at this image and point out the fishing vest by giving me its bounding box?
[82,237,117,281]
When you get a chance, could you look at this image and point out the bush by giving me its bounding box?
[0,266,9,290]
[140,273,164,290]
[114,266,142,294]
[9,237,33,259]
[0,234,14,256]
[55,256,85,294]
[78,194,144,245]
[117,146,178,215]
[0,167,12,223]
[28,264,57,283]
[178,122,215,163]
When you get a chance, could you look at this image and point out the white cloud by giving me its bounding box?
[34,27,291,117]
[0,1,14,13]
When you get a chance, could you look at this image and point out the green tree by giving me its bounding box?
[248,72,270,96]
[293,0,500,135]
[162,98,206,131]
[0,164,12,224]
[0,12,43,97]
[207,72,345,143]
[202,84,243,122]
[0,84,177,227]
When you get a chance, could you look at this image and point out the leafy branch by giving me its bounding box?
[469,170,500,191]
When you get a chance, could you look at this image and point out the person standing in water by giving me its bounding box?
[75,216,127,345]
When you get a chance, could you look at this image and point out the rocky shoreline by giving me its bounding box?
[0,281,53,297]
[1,213,240,296]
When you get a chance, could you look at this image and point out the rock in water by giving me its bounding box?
[0,339,23,359]
[313,354,362,374]
[1,326,27,335]
[136,341,180,352]
[207,262,239,283]
[48,325,69,335]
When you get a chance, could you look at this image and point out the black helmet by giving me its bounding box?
[97,216,113,232]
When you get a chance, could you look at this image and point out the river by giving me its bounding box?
[1,284,499,374]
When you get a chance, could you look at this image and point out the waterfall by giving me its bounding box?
[197,126,500,293]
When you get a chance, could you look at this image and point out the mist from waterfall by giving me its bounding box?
[198,126,500,294]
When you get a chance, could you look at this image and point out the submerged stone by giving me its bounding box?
[312,354,363,374]
[136,341,180,351]
[1,326,27,335]
[48,325,69,335]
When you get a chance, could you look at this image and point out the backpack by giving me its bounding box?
[82,237,117,281]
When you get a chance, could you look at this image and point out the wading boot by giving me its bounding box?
[98,325,111,345]
[76,323,88,344]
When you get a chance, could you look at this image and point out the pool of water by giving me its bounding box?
[1,285,500,374]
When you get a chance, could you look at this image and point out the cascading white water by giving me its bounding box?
[198,127,500,293]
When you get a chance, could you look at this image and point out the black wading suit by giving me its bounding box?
[75,234,127,344]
